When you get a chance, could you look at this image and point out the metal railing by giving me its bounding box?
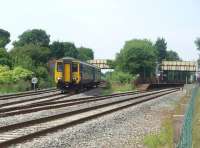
[177,85,198,148]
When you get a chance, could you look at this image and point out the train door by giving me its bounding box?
[64,63,71,82]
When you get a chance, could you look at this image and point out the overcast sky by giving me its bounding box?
[1,0,200,60]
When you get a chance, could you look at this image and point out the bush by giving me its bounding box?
[35,66,48,79]
[101,71,135,94]
[12,66,33,81]
[0,66,33,93]
[0,65,9,73]
[105,71,134,84]
[38,77,55,89]
[0,65,33,84]
[0,80,31,93]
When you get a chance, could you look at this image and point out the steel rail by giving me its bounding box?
[0,88,57,101]
[0,88,176,117]
[0,89,178,147]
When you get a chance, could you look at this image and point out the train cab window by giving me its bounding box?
[72,63,78,72]
[57,62,63,72]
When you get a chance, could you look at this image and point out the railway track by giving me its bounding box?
[0,88,179,147]
[0,87,105,108]
[0,90,143,117]
[0,89,175,117]
[0,88,57,101]
[0,93,69,109]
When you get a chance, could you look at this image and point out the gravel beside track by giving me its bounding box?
[0,90,144,117]
[8,90,184,148]
[0,89,175,126]
[0,88,179,147]
[0,88,104,126]
[0,88,57,100]
[0,91,62,108]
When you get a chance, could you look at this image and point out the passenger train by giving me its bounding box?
[54,57,101,93]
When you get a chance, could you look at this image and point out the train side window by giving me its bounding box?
[72,63,78,72]
[57,62,63,72]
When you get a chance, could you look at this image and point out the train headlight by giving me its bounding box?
[57,77,62,80]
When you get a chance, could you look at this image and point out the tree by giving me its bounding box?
[13,29,50,47]
[63,42,78,58]
[50,41,79,59]
[166,50,180,61]
[10,44,51,69]
[0,48,11,66]
[0,29,10,48]
[77,47,94,61]
[115,39,157,79]
[155,37,167,63]
[195,38,200,51]
[107,60,115,69]
[50,41,65,59]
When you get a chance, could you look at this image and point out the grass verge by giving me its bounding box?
[144,117,173,148]
[192,87,200,148]
[143,94,189,148]
[0,80,31,94]
[101,82,134,95]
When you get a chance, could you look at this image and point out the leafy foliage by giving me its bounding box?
[166,50,180,61]
[13,29,50,47]
[12,67,33,81]
[0,65,9,73]
[107,60,116,69]
[50,41,79,59]
[10,44,51,68]
[155,37,167,63]
[50,41,65,59]
[195,38,200,51]
[0,48,11,66]
[77,47,94,61]
[115,39,157,79]
[105,71,134,84]
[0,29,10,48]
[0,66,33,83]
[0,80,31,93]
[35,66,49,79]
[102,71,135,94]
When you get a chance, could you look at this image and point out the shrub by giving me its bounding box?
[38,77,55,89]
[35,66,48,79]
[0,65,9,72]
[0,80,31,93]
[0,65,33,83]
[12,66,33,81]
[106,71,134,84]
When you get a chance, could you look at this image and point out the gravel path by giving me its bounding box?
[9,90,185,148]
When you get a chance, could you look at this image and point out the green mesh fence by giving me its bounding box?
[177,86,198,148]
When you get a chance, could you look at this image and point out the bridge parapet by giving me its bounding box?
[87,59,111,69]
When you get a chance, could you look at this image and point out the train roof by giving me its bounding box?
[58,57,100,70]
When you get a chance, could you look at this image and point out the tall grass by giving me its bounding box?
[0,80,31,94]
[101,71,135,95]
